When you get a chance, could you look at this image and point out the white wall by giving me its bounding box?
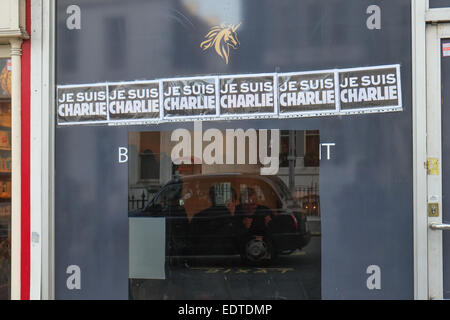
[0,0,26,35]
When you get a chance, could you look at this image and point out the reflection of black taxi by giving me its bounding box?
[132,174,311,264]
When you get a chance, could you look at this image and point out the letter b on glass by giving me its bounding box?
[119,147,128,163]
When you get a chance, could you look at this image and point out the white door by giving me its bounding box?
[426,23,450,300]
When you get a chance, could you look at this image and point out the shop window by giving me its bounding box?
[211,182,232,207]
[304,130,320,167]
[279,130,291,167]
[129,129,321,300]
[279,130,320,168]
[151,183,183,215]
[0,59,11,300]
[138,132,161,182]
[140,150,159,180]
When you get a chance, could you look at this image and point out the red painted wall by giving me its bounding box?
[20,0,31,300]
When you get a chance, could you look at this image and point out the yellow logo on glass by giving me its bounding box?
[200,23,241,64]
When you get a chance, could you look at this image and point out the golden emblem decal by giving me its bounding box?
[200,23,241,64]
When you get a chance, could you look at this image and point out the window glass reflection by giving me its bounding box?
[129,129,321,300]
[0,58,12,300]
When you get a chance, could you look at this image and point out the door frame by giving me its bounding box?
[412,0,428,301]
[412,0,450,301]
[426,22,443,300]
[425,22,450,300]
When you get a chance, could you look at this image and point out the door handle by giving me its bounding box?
[429,223,450,231]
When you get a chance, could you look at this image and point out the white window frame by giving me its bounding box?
[30,0,55,300]
[412,0,428,301]
[424,22,450,300]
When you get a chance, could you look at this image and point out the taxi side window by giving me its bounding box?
[151,183,183,215]
[211,182,232,207]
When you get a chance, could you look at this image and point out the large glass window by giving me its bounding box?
[0,58,11,300]
[54,0,413,300]
[128,129,320,300]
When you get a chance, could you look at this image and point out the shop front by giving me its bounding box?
[50,0,412,300]
[13,0,450,300]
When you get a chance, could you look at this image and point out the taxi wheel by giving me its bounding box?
[240,235,276,266]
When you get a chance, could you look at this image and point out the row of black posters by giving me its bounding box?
[57,65,401,125]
